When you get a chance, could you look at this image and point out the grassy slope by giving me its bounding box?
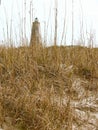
[0,45,98,130]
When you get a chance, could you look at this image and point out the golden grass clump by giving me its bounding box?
[0,44,98,130]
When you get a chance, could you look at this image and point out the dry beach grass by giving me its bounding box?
[0,45,98,130]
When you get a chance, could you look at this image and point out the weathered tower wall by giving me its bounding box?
[30,18,42,46]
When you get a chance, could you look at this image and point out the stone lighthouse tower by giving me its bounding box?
[30,18,42,46]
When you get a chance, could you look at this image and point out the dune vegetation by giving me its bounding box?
[0,0,98,129]
[0,44,98,130]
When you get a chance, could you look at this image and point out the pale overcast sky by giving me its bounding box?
[0,0,98,46]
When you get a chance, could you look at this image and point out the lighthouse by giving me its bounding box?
[30,18,42,47]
